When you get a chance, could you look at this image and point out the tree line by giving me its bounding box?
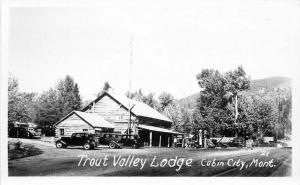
[194,66,291,140]
[8,66,291,140]
[126,66,291,140]
[8,74,82,135]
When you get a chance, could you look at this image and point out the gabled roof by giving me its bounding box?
[55,111,114,128]
[82,90,172,123]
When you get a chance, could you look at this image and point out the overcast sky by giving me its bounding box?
[8,0,300,101]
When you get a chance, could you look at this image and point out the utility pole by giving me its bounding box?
[128,36,133,100]
[92,93,98,114]
[128,36,134,135]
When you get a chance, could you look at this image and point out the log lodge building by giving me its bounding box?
[55,90,181,147]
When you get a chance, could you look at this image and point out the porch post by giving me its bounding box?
[159,135,161,147]
[167,136,170,147]
[149,131,152,147]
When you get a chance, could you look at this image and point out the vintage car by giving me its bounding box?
[212,137,245,148]
[9,127,41,139]
[228,137,245,147]
[98,133,143,149]
[55,132,99,150]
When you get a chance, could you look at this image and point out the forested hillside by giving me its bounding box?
[178,76,291,109]
[177,75,292,138]
[250,76,291,92]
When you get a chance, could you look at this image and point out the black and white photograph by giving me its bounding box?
[1,0,300,182]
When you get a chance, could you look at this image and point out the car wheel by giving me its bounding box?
[83,143,91,150]
[56,142,63,148]
[109,142,116,149]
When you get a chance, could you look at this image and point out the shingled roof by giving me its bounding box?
[82,90,172,123]
[55,111,114,128]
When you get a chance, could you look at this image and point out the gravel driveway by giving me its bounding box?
[8,138,291,176]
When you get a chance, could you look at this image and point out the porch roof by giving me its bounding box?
[137,124,182,135]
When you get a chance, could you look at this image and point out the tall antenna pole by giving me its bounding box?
[129,36,133,98]
[128,36,134,135]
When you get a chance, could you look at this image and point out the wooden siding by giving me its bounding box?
[114,122,136,133]
[83,95,173,133]
[85,95,137,133]
[55,114,94,137]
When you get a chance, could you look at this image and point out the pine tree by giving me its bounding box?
[158,92,174,112]
[57,75,82,117]
[35,88,60,128]
[97,81,112,97]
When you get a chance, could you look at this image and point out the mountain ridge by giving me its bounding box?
[177,76,291,110]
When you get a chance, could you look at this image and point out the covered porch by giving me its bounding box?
[137,125,182,147]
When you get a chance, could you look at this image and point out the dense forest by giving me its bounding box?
[8,74,82,135]
[178,74,291,139]
[8,66,292,140]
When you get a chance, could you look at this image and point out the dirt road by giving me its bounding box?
[8,138,291,176]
